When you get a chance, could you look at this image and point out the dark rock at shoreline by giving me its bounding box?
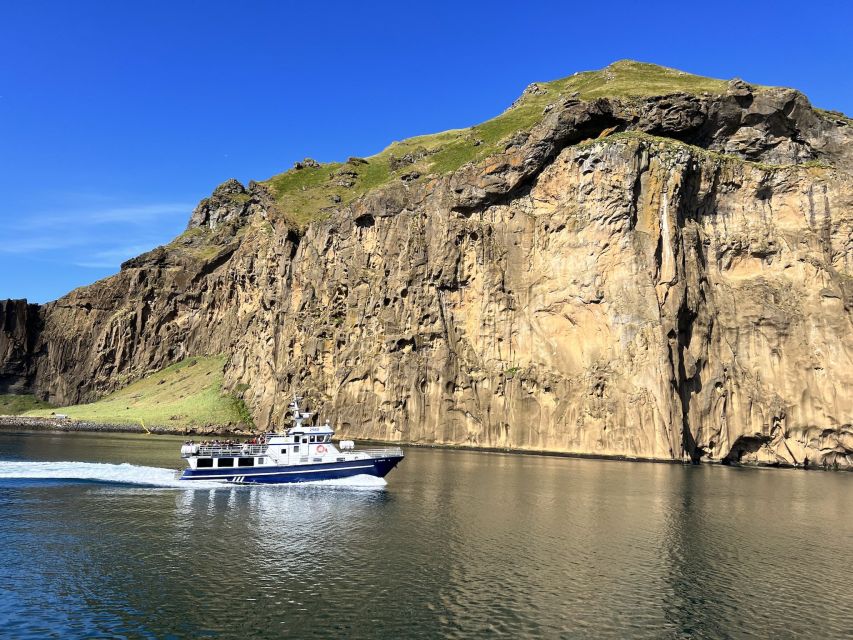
[0,416,249,436]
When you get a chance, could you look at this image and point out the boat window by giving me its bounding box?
[197,458,213,468]
[238,457,254,467]
[302,437,308,444]
[258,458,266,465]
[309,436,315,443]
[217,458,235,468]
[293,445,299,453]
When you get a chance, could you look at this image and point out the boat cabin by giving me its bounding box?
[264,423,336,459]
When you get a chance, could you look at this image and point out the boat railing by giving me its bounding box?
[346,447,404,459]
[182,444,269,458]
[181,444,402,459]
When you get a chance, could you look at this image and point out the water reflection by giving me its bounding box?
[0,431,851,639]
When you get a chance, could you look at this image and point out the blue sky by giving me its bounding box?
[2,0,851,303]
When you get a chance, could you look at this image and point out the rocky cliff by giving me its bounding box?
[3,62,852,467]
[0,299,41,394]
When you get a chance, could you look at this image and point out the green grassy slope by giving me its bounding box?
[24,357,253,429]
[263,61,739,227]
[0,394,53,415]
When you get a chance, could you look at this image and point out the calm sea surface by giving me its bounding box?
[0,429,850,639]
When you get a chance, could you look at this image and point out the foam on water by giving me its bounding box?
[0,461,387,490]
[0,460,214,488]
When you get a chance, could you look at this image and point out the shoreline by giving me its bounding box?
[0,415,250,436]
[1,416,846,472]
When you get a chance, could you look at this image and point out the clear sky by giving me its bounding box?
[2,0,851,303]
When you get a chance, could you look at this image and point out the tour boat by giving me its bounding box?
[178,397,404,484]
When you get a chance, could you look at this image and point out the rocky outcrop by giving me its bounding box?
[188,178,261,230]
[0,299,41,394]
[4,68,852,468]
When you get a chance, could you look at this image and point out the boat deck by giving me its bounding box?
[182,444,404,460]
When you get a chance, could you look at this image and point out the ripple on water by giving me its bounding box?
[0,437,852,639]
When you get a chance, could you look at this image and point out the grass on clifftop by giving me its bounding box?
[24,357,253,429]
[0,394,53,415]
[263,61,738,227]
[553,59,731,99]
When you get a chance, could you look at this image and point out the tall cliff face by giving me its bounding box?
[0,299,42,394]
[5,63,852,467]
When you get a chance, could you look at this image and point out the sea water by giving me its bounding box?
[0,429,850,638]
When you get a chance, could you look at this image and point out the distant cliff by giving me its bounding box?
[0,299,41,394]
[3,61,852,467]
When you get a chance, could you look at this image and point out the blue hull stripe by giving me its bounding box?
[182,464,373,480]
[180,456,402,484]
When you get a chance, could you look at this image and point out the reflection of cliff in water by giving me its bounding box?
[662,466,850,637]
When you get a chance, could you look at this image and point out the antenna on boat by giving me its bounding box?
[288,393,313,430]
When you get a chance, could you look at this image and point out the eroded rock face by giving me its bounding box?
[5,84,852,468]
[227,134,852,468]
[0,300,41,394]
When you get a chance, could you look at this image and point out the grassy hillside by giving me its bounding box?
[0,394,53,415]
[25,356,253,429]
[263,61,738,227]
